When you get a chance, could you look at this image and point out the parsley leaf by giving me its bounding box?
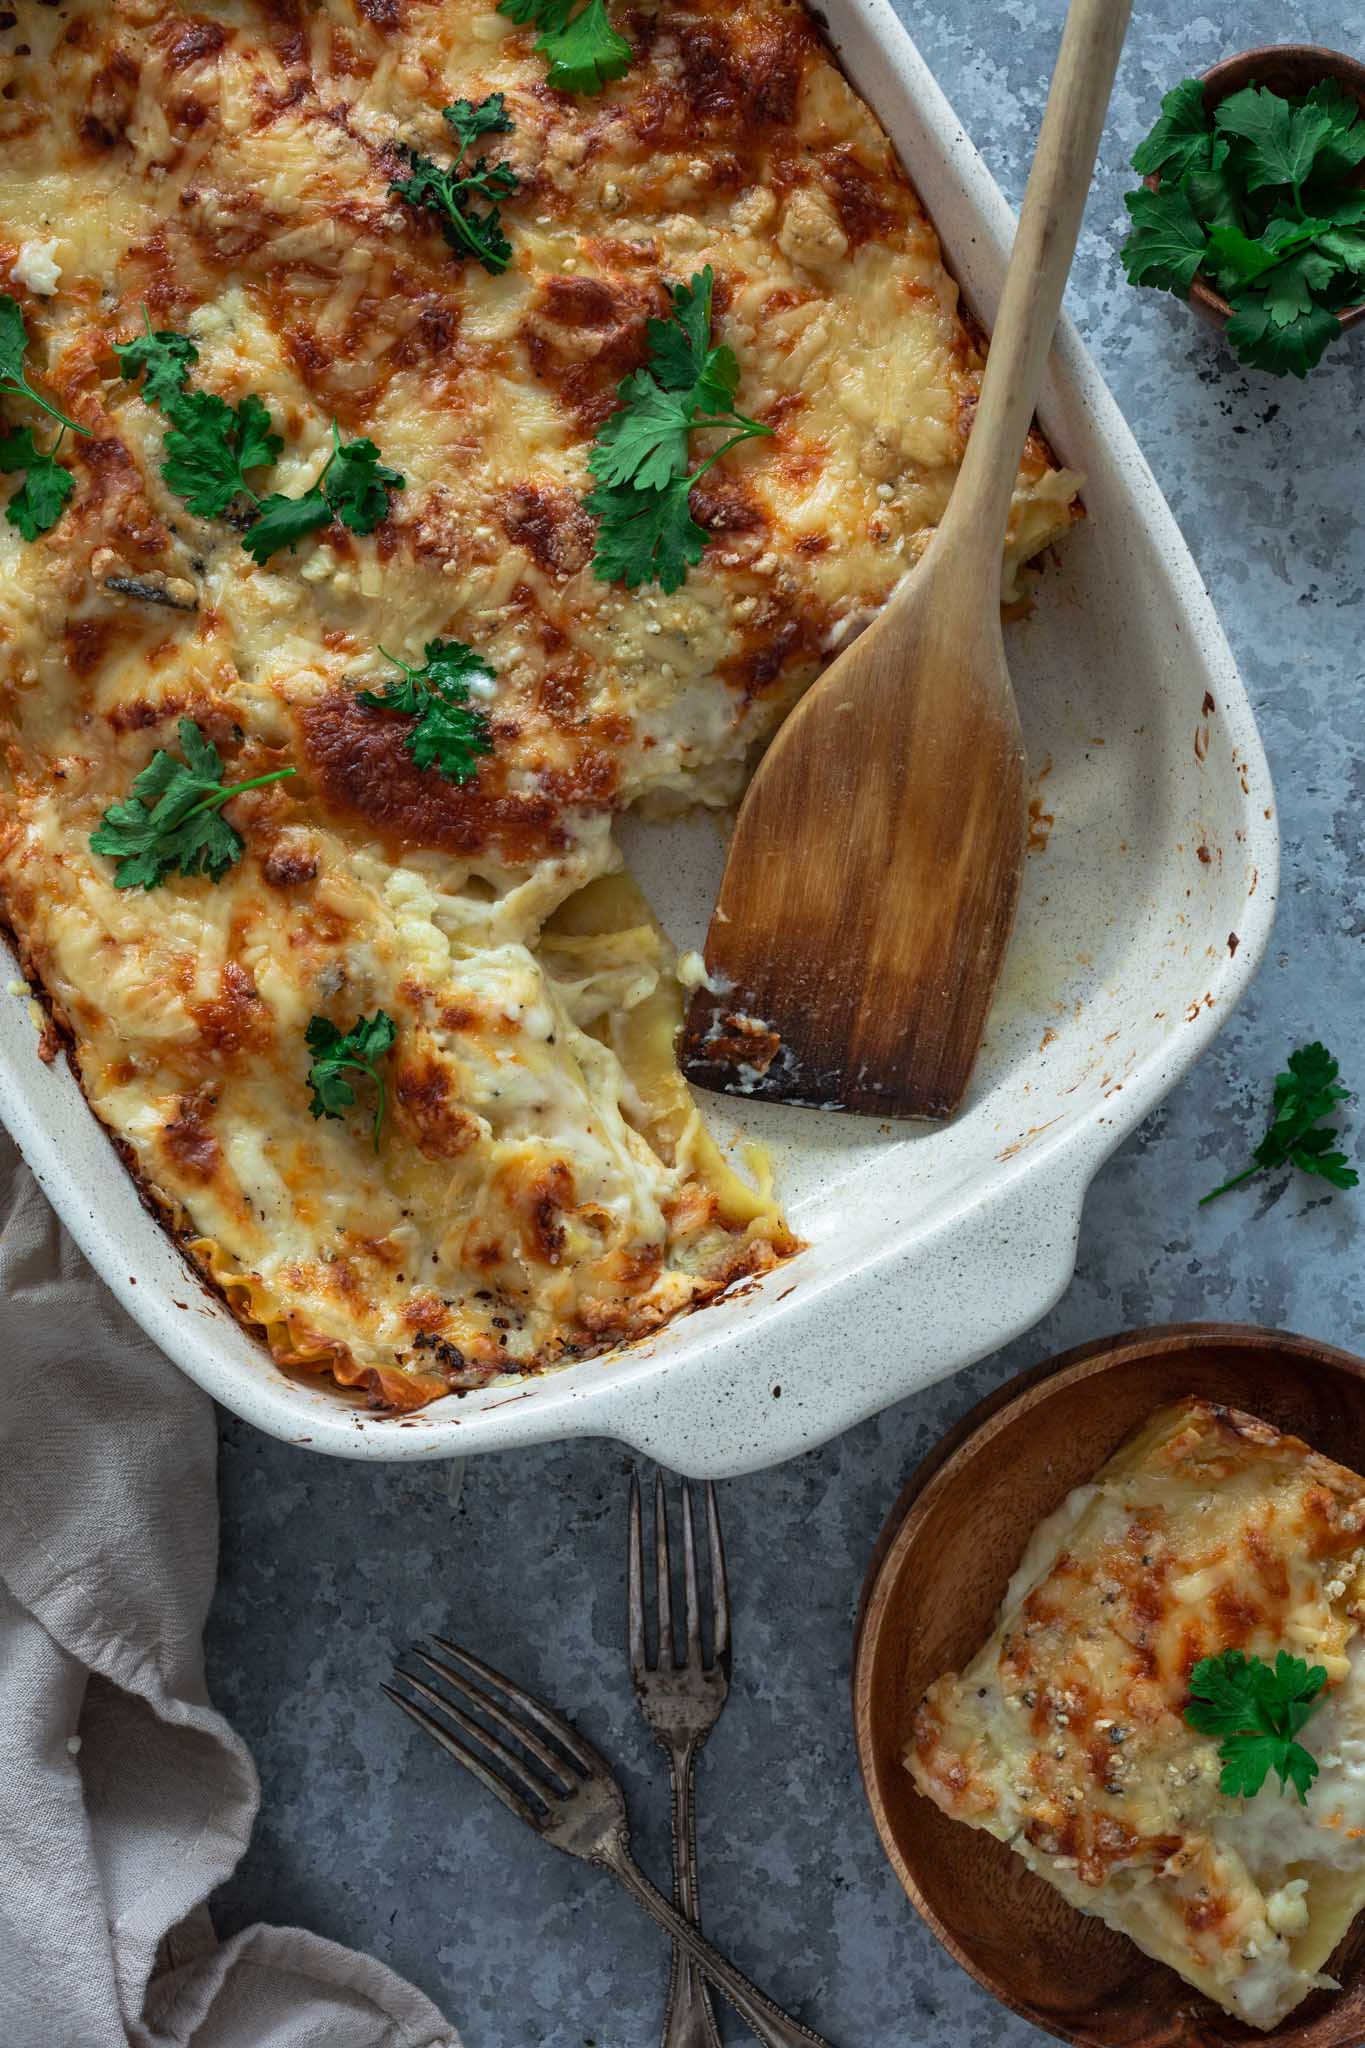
[305,1010,396,1152]
[161,389,282,518]
[1204,218,1314,292]
[0,294,90,438]
[242,423,404,563]
[584,476,707,593]
[1216,85,1337,195]
[588,371,695,491]
[1261,245,1339,323]
[115,314,200,411]
[0,425,75,540]
[1131,77,1217,184]
[1319,223,1365,274]
[356,638,495,783]
[497,0,631,96]
[645,269,743,409]
[1182,141,1241,230]
[444,94,515,148]
[324,432,405,532]
[1201,1041,1359,1203]
[1225,295,1341,375]
[89,717,296,890]
[393,95,520,274]
[1303,79,1365,185]
[586,267,772,593]
[1120,184,1208,294]
[1186,1650,1328,1804]
[240,489,332,563]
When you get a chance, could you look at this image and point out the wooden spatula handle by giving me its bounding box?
[938,0,1132,575]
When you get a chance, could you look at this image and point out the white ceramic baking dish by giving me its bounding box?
[0,0,1277,1475]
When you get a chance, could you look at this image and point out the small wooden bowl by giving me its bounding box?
[853,1323,1365,2048]
[1151,45,1365,337]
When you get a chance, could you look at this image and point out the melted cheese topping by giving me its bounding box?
[908,1400,1365,2031]
[0,0,1080,1408]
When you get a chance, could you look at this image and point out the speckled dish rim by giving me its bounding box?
[0,1,1280,1471]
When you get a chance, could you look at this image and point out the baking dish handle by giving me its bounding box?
[576,1150,1091,1479]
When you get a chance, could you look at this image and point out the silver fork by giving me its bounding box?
[629,1471,728,2048]
[385,1636,833,2048]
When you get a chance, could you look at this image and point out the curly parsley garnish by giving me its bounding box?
[585,268,772,593]
[1185,1650,1328,1804]
[1201,1041,1358,1205]
[306,1010,396,1152]
[242,424,405,563]
[89,717,297,891]
[392,95,520,274]
[1122,77,1365,377]
[497,0,631,95]
[356,638,495,783]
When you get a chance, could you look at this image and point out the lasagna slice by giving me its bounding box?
[908,1399,1365,2030]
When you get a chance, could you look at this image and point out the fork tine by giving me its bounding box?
[705,1482,730,1672]
[628,1468,649,1682]
[381,1684,544,1829]
[654,1470,675,1670]
[429,1635,601,1776]
[410,1646,575,1788]
[397,1668,561,1807]
[681,1479,703,1667]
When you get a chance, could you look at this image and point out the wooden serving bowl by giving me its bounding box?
[853,1323,1365,2048]
[1154,46,1365,338]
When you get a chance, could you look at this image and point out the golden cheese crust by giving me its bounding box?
[0,0,1080,1407]
[908,1400,1365,2030]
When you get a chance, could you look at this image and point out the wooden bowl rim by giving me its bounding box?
[1148,44,1365,334]
[852,1320,1365,2046]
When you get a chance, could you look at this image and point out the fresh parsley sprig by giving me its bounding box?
[306,1011,396,1152]
[585,268,772,593]
[1201,1041,1358,1205]
[356,638,495,783]
[118,321,282,520]
[497,0,631,95]
[1122,76,1365,377]
[0,425,75,540]
[162,391,282,520]
[89,717,297,891]
[117,318,403,556]
[0,297,88,540]
[114,313,200,411]
[242,424,405,563]
[1185,1649,1328,1803]
[0,294,91,438]
[392,95,520,274]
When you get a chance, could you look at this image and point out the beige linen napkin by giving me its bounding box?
[0,1131,461,2048]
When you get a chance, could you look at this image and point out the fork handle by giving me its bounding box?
[663,1738,722,2048]
[599,1836,834,2048]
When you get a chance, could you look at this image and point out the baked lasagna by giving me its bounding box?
[908,1399,1365,2030]
[0,0,1081,1408]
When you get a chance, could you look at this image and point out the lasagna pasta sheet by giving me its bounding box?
[908,1400,1365,2031]
[0,0,1080,1405]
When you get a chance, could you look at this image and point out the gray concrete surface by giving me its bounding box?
[206,3,1365,2040]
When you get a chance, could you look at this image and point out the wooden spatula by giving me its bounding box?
[680,0,1132,1118]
